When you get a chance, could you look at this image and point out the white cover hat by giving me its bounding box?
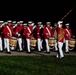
[28,21,32,24]
[23,23,27,26]
[12,21,16,24]
[58,21,63,24]
[0,21,4,23]
[7,20,12,23]
[58,21,63,27]
[19,21,23,23]
[46,22,51,25]
[37,22,42,24]
[65,23,69,26]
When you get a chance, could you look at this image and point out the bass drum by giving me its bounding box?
[48,37,56,47]
[30,38,37,50]
[68,38,76,50]
[9,37,17,50]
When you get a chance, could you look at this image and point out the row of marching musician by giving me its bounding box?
[0,20,75,58]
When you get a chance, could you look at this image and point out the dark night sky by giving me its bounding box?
[0,1,75,32]
[0,0,76,34]
[0,1,75,21]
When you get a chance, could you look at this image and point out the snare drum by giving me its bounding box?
[30,38,37,47]
[48,38,56,47]
[9,37,17,50]
[68,38,75,47]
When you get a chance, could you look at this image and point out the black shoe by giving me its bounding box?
[19,50,24,52]
[4,48,6,51]
[27,52,31,53]
[6,52,11,54]
[65,52,69,54]
[38,51,41,52]
[0,51,3,52]
[45,51,50,54]
[60,57,64,59]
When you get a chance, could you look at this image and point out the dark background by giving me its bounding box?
[0,0,76,35]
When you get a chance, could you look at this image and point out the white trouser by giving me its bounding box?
[0,38,3,51]
[41,40,43,49]
[4,38,7,49]
[45,39,50,52]
[5,38,10,52]
[26,39,31,52]
[37,39,42,51]
[17,38,22,51]
[57,42,64,58]
[55,40,58,51]
[65,40,69,52]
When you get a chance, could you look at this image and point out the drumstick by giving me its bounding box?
[60,6,75,20]
[57,6,75,39]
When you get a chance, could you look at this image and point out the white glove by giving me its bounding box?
[1,24,4,27]
[32,23,34,26]
[16,32,18,35]
[13,24,17,28]
[41,25,43,28]
[33,25,36,29]
[18,34,21,37]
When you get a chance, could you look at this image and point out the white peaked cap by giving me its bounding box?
[65,23,69,26]
[23,23,27,26]
[0,21,4,23]
[19,21,23,23]
[12,21,16,24]
[58,21,63,24]
[46,22,51,24]
[7,20,12,22]
[28,21,32,24]
[37,22,42,24]
[58,21,63,27]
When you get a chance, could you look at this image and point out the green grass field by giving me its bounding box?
[0,56,76,75]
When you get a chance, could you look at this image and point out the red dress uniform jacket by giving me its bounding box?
[58,27,64,42]
[23,26,33,39]
[15,25,23,38]
[3,25,13,39]
[35,26,42,39]
[64,28,73,40]
[0,26,3,38]
[43,27,53,39]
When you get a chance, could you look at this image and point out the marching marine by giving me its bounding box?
[43,22,53,53]
[56,21,64,58]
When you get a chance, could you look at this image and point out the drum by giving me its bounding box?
[9,37,17,50]
[68,38,76,48]
[30,38,37,47]
[48,38,56,47]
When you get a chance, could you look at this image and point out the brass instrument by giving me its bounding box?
[58,29,64,41]
[30,38,37,47]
